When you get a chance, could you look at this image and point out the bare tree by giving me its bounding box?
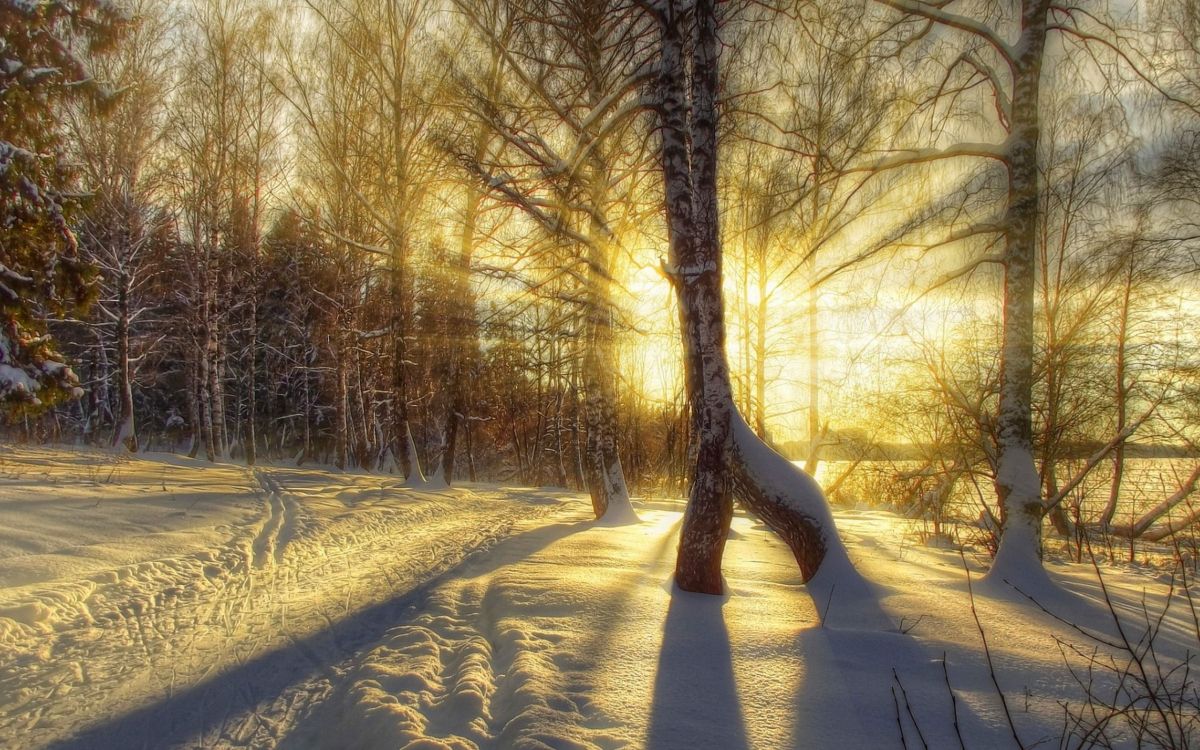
[445,0,653,519]
[648,0,862,595]
[868,0,1191,587]
[66,0,176,450]
[722,1,903,470]
[282,0,442,481]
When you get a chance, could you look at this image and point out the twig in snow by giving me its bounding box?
[898,614,926,634]
[941,652,967,750]
[893,684,911,750]
[893,667,930,750]
[820,582,836,628]
[1178,563,1200,644]
[1004,579,1124,651]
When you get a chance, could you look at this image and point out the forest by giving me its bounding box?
[3,0,1200,746]
[7,0,1200,562]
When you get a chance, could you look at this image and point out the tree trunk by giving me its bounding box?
[655,0,858,596]
[245,287,258,466]
[729,413,850,580]
[111,271,136,452]
[335,332,349,470]
[464,415,477,483]
[187,351,201,459]
[554,386,569,488]
[1101,256,1133,527]
[581,228,635,521]
[581,326,635,520]
[439,136,485,487]
[198,315,217,463]
[1109,464,1200,540]
[391,260,424,482]
[987,0,1052,587]
[804,242,821,475]
[352,344,372,468]
[1041,376,1071,536]
[655,0,733,594]
[209,322,227,459]
[754,240,768,441]
[571,371,586,490]
[301,361,313,465]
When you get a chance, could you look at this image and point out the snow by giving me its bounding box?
[986,444,1063,599]
[0,326,81,404]
[995,445,1041,502]
[0,446,1195,749]
[0,362,38,400]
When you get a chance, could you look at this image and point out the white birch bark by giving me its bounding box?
[654,0,859,595]
[986,0,1054,590]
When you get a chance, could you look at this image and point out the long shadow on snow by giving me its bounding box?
[570,515,683,666]
[645,588,750,750]
[47,515,593,750]
[788,610,1000,746]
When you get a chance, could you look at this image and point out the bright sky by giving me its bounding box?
[619,222,1200,447]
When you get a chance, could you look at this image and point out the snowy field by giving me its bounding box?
[0,446,1195,749]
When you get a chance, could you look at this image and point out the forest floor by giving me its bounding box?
[0,445,1195,749]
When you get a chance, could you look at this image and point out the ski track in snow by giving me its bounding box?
[0,448,566,749]
[250,469,300,569]
[275,516,635,750]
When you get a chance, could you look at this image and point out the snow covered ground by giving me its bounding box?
[1,446,1195,749]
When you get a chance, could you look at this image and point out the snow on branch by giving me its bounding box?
[875,0,1016,69]
[844,140,1011,177]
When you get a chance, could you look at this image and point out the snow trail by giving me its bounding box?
[250,468,301,568]
[0,449,566,749]
[280,515,667,750]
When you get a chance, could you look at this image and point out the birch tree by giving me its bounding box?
[169,0,255,459]
[647,0,863,596]
[446,0,651,519]
[868,0,1185,588]
[283,0,441,481]
[723,1,902,468]
[280,9,384,469]
[68,0,175,450]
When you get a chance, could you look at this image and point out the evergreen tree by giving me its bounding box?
[0,0,126,411]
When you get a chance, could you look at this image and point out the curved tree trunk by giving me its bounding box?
[1108,463,1200,540]
[730,413,846,580]
[654,0,855,597]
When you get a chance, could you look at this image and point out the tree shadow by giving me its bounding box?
[789,623,999,747]
[46,519,593,750]
[571,515,682,663]
[645,586,750,750]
